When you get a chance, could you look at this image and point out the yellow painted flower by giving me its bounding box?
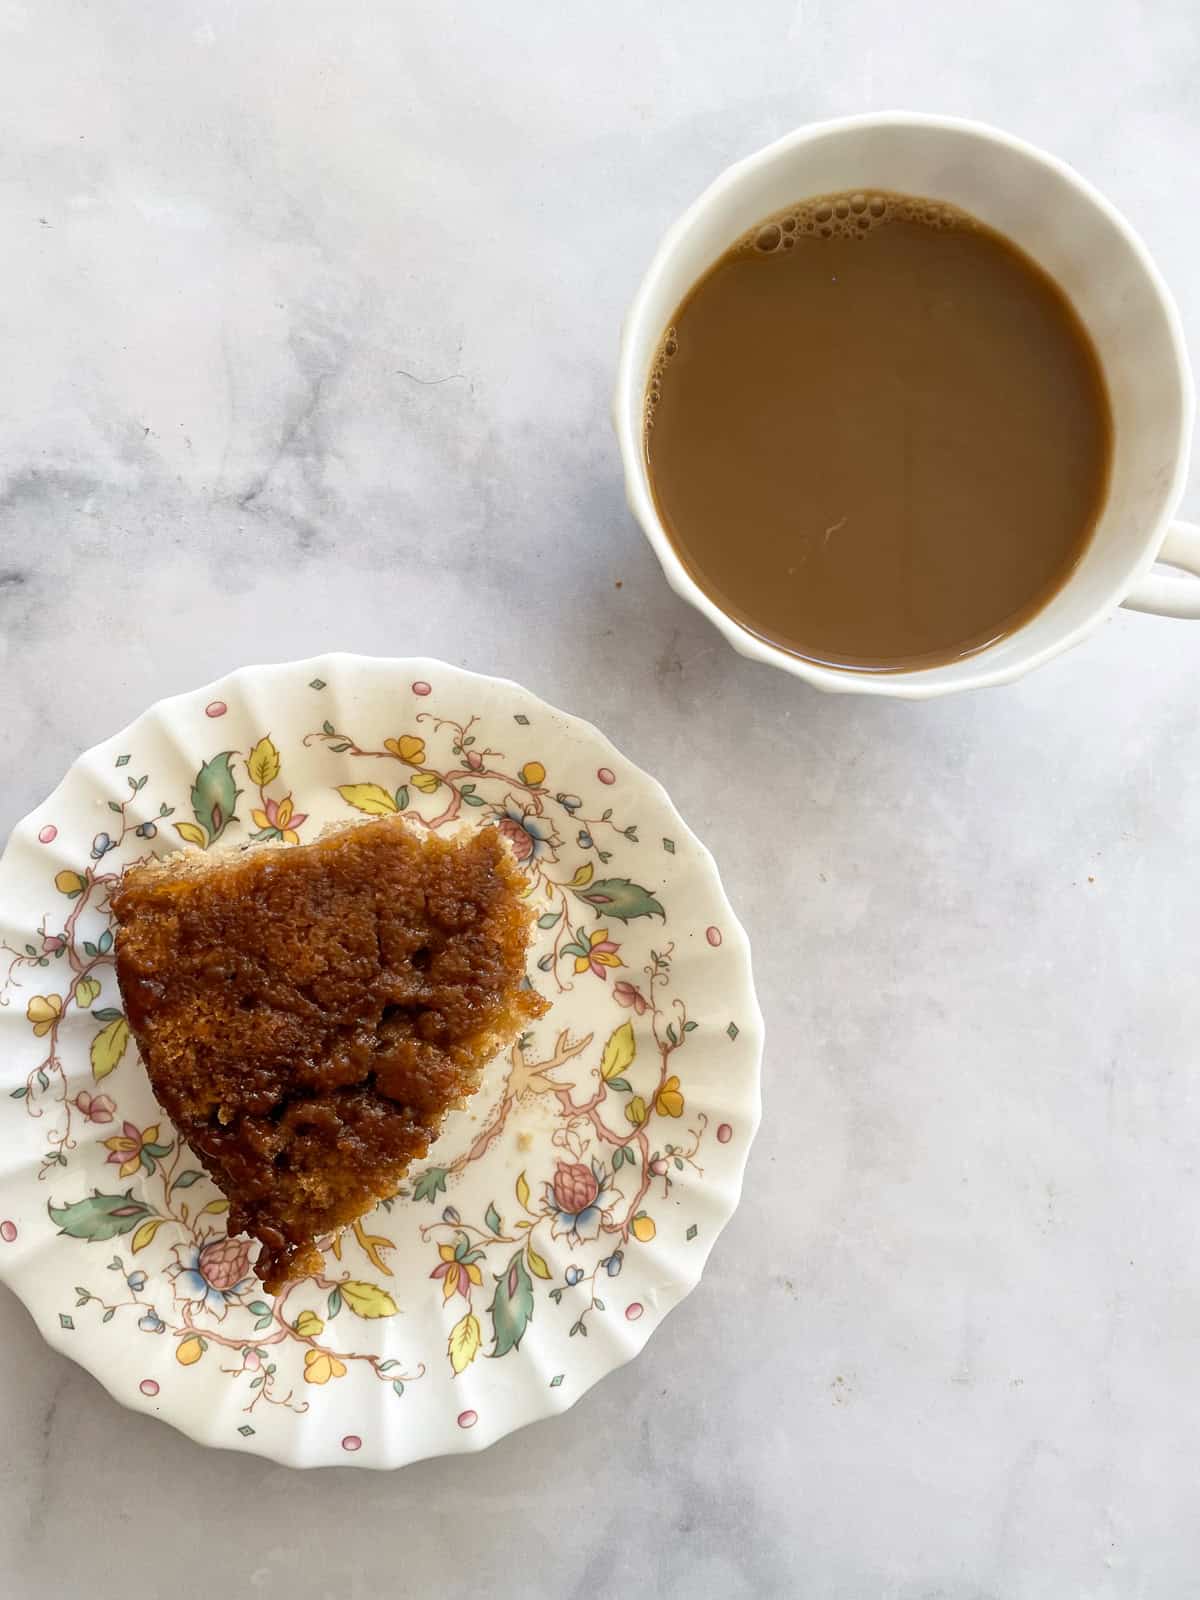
[431,1241,484,1301]
[411,771,441,794]
[573,928,623,980]
[384,734,426,766]
[250,793,307,845]
[654,1075,685,1118]
[103,1120,162,1179]
[26,993,63,1037]
[293,1309,325,1338]
[631,1213,656,1243]
[625,1095,648,1126]
[519,760,546,788]
[176,1334,205,1366]
[54,869,85,897]
[303,1348,348,1385]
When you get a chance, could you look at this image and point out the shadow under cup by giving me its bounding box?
[617,117,1192,694]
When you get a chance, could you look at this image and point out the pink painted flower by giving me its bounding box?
[103,1121,168,1178]
[74,1090,116,1125]
[495,795,559,866]
[430,1241,484,1303]
[250,793,308,846]
[168,1236,255,1321]
[42,934,65,955]
[614,981,649,1015]
[554,1161,596,1215]
[573,927,622,981]
[544,1158,620,1245]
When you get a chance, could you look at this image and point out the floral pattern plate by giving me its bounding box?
[0,656,762,1468]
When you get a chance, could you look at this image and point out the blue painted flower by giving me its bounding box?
[543,1157,620,1247]
[565,1265,584,1287]
[138,1309,165,1334]
[167,1237,254,1322]
[496,795,560,867]
[126,1269,147,1292]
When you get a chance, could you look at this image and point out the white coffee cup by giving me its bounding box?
[614,112,1199,699]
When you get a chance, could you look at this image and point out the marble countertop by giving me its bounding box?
[3,3,1199,1596]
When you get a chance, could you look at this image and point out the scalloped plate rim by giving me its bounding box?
[0,652,764,1469]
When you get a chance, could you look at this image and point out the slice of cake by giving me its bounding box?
[111,818,545,1291]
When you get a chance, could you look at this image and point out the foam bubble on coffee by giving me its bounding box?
[742,192,972,253]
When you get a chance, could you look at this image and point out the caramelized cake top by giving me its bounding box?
[112,819,546,1290]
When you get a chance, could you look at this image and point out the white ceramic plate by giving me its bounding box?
[0,655,761,1468]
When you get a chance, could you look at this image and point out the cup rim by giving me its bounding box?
[613,110,1196,699]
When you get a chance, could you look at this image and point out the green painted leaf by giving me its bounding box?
[606,1077,631,1093]
[172,1169,205,1189]
[91,1007,123,1022]
[115,754,130,768]
[484,1202,502,1235]
[536,911,562,929]
[392,1379,405,1398]
[572,877,664,923]
[394,786,409,812]
[488,1248,534,1358]
[412,1166,448,1204]
[327,1287,343,1319]
[48,1190,153,1242]
[190,752,241,844]
[247,1300,271,1317]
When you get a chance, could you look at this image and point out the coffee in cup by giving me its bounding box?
[644,190,1113,672]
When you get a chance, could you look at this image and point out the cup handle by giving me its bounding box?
[1122,522,1200,618]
